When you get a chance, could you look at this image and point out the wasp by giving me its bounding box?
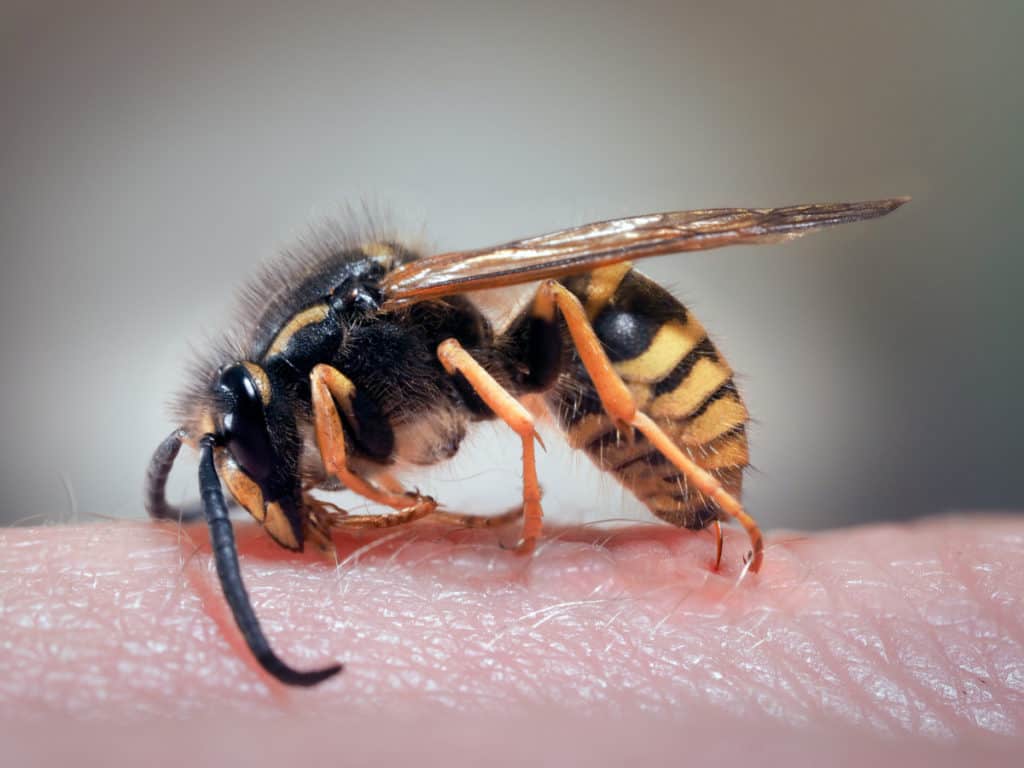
[146,198,907,686]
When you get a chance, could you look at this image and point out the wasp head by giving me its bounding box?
[215,363,275,478]
[210,361,306,551]
[144,360,341,687]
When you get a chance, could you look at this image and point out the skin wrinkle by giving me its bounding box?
[0,518,1022,743]
[907,540,1014,734]
[973,536,1024,646]
[853,538,928,733]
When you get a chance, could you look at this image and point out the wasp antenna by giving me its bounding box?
[145,428,204,523]
[197,434,343,687]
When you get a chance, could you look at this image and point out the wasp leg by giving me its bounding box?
[532,281,764,573]
[305,486,522,531]
[375,471,406,495]
[428,505,525,529]
[301,488,434,533]
[298,494,347,555]
[322,504,438,530]
[370,473,528,532]
[437,339,544,554]
[302,494,348,522]
[331,505,523,530]
[310,364,437,521]
[710,519,723,571]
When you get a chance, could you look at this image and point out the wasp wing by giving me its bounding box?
[380,198,908,305]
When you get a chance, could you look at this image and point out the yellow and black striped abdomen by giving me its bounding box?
[547,265,749,529]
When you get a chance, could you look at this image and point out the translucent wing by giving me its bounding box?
[381,198,908,306]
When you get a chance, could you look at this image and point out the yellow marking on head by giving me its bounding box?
[650,358,733,420]
[266,304,330,358]
[363,241,395,267]
[215,450,266,522]
[681,394,749,446]
[584,262,633,319]
[242,362,272,406]
[614,320,707,383]
[264,502,300,550]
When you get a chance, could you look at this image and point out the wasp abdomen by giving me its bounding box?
[548,268,749,529]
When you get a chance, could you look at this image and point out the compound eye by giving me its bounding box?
[216,363,275,484]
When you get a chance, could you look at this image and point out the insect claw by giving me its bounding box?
[710,520,723,572]
[400,493,438,517]
[533,430,547,451]
[306,524,338,558]
[514,536,537,556]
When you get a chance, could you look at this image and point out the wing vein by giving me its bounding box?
[381,198,909,305]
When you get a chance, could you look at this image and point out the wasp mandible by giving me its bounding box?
[146,198,908,686]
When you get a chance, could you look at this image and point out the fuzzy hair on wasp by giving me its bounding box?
[146,198,908,687]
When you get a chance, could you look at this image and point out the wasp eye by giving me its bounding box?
[216,363,276,484]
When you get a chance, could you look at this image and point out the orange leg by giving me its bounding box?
[710,519,723,571]
[533,281,764,573]
[323,504,437,530]
[375,471,406,495]
[298,492,434,558]
[323,503,524,532]
[429,506,525,529]
[310,364,437,518]
[437,339,544,553]
[299,494,343,555]
[303,479,521,533]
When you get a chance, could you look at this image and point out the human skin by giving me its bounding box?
[1,515,1022,766]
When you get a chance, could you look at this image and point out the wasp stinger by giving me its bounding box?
[146,198,908,686]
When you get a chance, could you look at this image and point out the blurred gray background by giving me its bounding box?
[2,0,1021,530]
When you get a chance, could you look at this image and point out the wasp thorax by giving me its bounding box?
[215,362,276,485]
[328,266,384,316]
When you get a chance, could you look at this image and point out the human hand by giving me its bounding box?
[2,515,1021,766]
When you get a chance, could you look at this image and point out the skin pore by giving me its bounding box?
[0,514,1021,766]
